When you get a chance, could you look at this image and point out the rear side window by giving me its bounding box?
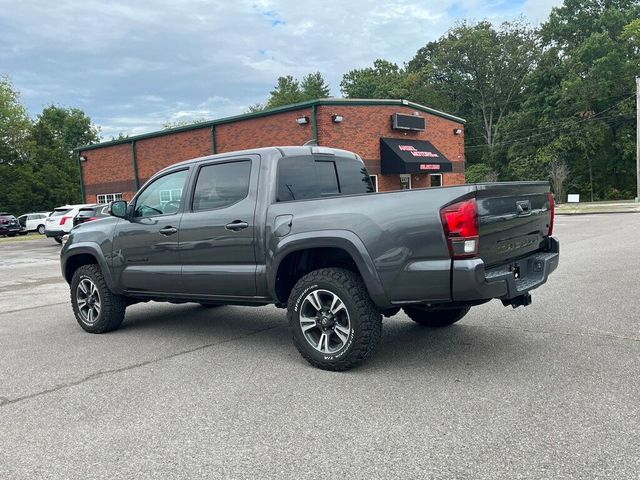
[315,161,340,195]
[277,155,373,202]
[192,160,251,211]
[336,158,375,195]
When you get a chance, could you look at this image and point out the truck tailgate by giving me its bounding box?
[475,182,553,268]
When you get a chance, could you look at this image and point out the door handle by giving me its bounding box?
[225,220,249,231]
[159,226,178,236]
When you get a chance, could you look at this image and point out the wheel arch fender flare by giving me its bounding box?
[62,242,119,294]
[268,230,391,309]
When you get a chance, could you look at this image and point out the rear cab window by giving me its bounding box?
[277,155,373,202]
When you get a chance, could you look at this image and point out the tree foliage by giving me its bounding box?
[0,79,100,213]
[341,59,410,99]
[258,71,332,110]
[339,0,640,200]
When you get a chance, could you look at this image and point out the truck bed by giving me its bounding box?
[266,181,554,306]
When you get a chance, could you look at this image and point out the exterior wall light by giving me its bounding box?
[296,116,309,125]
[79,156,87,162]
[453,128,463,135]
[332,114,344,123]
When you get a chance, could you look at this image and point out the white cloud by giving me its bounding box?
[0,0,561,138]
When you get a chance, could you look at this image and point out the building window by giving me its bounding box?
[399,174,411,190]
[97,193,123,204]
[369,175,378,192]
[430,174,443,187]
[159,188,183,204]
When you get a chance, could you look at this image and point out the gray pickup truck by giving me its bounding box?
[61,146,559,370]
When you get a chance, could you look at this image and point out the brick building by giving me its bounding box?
[76,98,465,203]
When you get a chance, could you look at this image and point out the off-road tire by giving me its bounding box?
[288,268,382,371]
[403,306,470,327]
[71,264,126,333]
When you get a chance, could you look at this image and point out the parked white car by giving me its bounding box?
[45,204,95,243]
[17,212,51,234]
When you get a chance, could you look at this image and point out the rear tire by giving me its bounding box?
[71,264,126,333]
[288,268,382,371]
[403,306,470,327]
[37,225,45,235]
[54,236,62,244]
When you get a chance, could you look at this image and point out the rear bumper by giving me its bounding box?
[452,237,559,302]
[0,226,21,235]
[45,229,66,238]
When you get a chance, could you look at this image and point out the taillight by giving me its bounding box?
[547,192,555,236]
[60,216,71,225]
[440,199,479,259]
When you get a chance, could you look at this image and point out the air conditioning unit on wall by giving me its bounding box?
[392,113,426,131]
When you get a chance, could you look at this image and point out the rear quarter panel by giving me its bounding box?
[266,185,476,305]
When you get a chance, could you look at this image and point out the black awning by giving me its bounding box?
[380,138,453,174]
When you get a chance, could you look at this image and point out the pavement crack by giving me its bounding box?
[0,325,282,408]
[0,301,69,317]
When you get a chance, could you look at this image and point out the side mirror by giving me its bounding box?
[109,200,128,219]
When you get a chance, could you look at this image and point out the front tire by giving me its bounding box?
[288,268,382,371]
[71,264,126,333]
[403,306,470,327]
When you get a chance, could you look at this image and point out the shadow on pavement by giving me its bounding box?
[116,302,533,373]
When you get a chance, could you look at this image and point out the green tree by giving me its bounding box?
[502,0,640,200]
[408,20,539,167]
[465,163,498,183]
[0,76,32,165]
[266,75,304,108]
[0,94,101,214]
[301,71,331,99]
[340,59,410,99]
[28,105,101,209]
[258,72,332,110]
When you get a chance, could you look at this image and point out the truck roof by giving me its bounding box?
[161,145,359,173]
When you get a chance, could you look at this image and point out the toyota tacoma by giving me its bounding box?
[61,146,559,370]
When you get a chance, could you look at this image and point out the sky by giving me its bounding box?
[0,0,562,139]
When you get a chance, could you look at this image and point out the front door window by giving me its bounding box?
[134,170,188,217]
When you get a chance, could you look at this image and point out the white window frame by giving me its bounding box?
[159,188,183,204]
[430,173,443,187]
[96,193,123,204]
[369,175,378,192]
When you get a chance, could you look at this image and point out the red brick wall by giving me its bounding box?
[136,127,211,183]
[316,104,465,191]
[80,103,466,201]
[215,108,313,152]
[81,143,137,202]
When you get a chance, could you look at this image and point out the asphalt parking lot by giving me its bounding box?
[1,214,639,479]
